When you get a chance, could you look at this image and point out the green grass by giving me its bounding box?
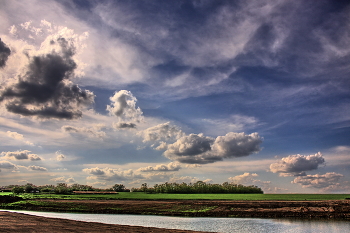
[8,192,350,201]
[0,192,12,196]
[1,200,91,212]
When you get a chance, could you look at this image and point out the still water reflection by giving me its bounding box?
[2,210,350,233]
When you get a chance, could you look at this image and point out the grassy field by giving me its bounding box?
[3,192,349,201]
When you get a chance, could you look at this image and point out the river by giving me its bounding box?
[2,210,350,233]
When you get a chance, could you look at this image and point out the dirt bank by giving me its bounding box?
[3,199,350,219]
[0,211,209,233]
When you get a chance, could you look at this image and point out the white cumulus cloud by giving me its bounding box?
[137,122,185,142]
[163,132,263,164]
[1,150,42,161]
[137,162,181,172]
[291,172,347,192]
[27,165,47,171]
[83,167,144,182]
[270,152,325,176]
[107,90,143,124]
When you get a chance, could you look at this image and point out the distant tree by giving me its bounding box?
[141,183,148,192]
[25,184,34,193]
[38,185,55,193]
[70,184,94,191]
[40,187,52,193]
[12,186,24,194]
[54,183,71,194]
[112,184,126,192]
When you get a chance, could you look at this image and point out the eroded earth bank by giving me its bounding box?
[2,198,350,219]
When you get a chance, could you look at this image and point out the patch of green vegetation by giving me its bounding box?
[0,192,13,196]
[182,206,218,213]
[69,206,90,211]
[9,193,350,201]
[1,200,91,213]
[106,207,123,211]
[1,200,28,207]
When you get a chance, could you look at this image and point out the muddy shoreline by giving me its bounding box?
[2,199,350,219]
[0,211,209,233]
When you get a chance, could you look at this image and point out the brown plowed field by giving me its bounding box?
[7,199,350,219]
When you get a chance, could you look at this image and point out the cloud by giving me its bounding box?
[1,150,42,161]
[291,172,346,191]
[107,90,143,123]
[228,172,270,186]
[27,165,47,171]
[0,37,94,119]
[201,114,261,134]
[168,176,200,184]
[203,179,213,183]
[228,172,275,193]
[65,177,76,183]
[62,124,106,138]
[270,152,325,176]
[137,122,185,142]
[6,131,23,140]
[50,176,75,183]
[113,122,137,129]
[136,172,174,184]
[6,131,34,146]
[0,160,17,171]
[164,133,214,161]
[185,164,202,168]
[0,38,11,68]
[163,132,263,164]
[228,172,259,184]
[137,162,181,172]
[83,167,144,182]
[55,151,65,161]
[211,132,263,158]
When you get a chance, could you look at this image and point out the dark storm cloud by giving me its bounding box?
[0,38,11,68]
[0,38,94,119]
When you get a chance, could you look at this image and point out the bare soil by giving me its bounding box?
[0,212,209,233]
[6,199,350,219]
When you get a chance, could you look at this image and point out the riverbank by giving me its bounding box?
[0,211,209,233]
[2,199,350,219]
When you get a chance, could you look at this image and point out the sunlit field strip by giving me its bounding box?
[4,192,349,200]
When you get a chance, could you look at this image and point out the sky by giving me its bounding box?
[0,0,349,193]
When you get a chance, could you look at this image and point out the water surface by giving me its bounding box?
[2,210,350,233]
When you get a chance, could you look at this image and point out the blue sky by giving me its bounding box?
[0,0,349,193]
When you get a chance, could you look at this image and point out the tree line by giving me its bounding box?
[131,181,263,194]
[2,183,130,194]
[2,181,263,194]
